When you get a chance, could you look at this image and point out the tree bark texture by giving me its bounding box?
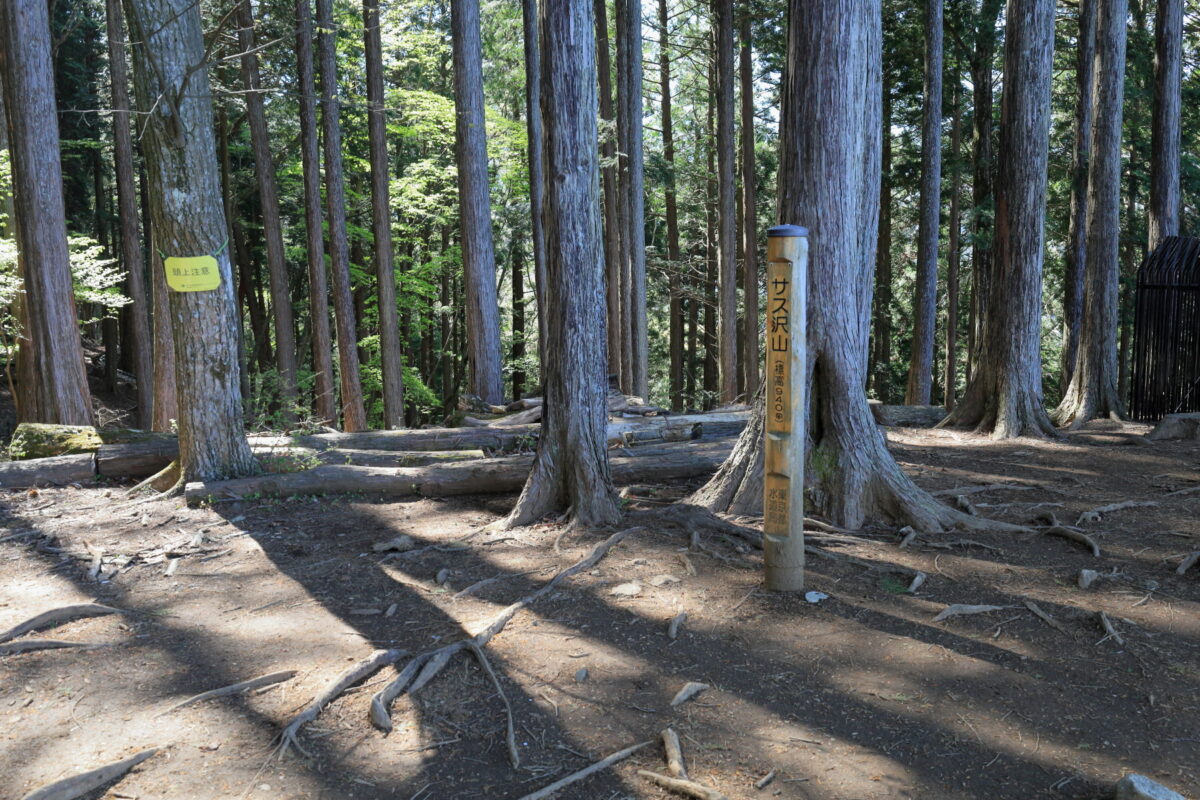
[1056,0,1127,426]
[451,0,504,405]
[714,0,738,404]
[125,0,255,481]
[596,0,623,385]
[521,0,548,380]
[967,0,1003,375]
[505,0,621,527]
[295,0,336,424]
[871,83,893,401]
[236,0,298,419]
[904,0,943,406]
[315,0,369,430]
[1148,0,1181,249]
[774,0,960,531]
[740,9,759,402]
[943,75,962,411]
[364,0,405,428]
[943,0,1057,438]
[0,0,93,425]
[104,0,153,428]
[616,0,648,399]
[661,0,684,411]
[1062,0,1095,387]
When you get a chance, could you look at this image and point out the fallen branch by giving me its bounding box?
[0,639,115,657]
[517,740,652,800]
[1176,552,1199,576]
[933,604,1005,622]
[159,670,296,715]
[369,528,639,732]
[1044,526,1101,557]
[662,727,687,778]
[0,604,123,643]
[1096,611,1124,646]
[931,483,1036,497]
[19,747,158,800]
[1023,600,1069,635]
[670,681,708,707]
[1076,500,1157,525]
[279,649,406,756]
[638,770,730,800]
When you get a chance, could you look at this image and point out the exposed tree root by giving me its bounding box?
[160,670,296,715]
[0,639,115,657]
[1044,525,1100,557]
[278,648,406,756]
[1075,500,1157,525]
[1178,552,1200,575]
[466,642,519,768]
[933,604,1005,622]
[367,528,638,738]
[1023,601,1070,635]
[517,740,652,800]
[1096,611,1124,645]
[125,460,180,497]
[19,747,158,800]
[0,604,123,643]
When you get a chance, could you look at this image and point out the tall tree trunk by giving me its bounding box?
[703,61,718,402]
[1062,0,1095,387]
[504,0,619,528]
[451,0,504,404]
[1147,0,1181,248]
[694,0,967,532]
[905,0,943,405]
[660,0,684,411]
[871,83,893,400]
[363,0,405,427]
[237,0,298,420]
[295,0,336,424]
[968,0,1004,376]
[105,0,153,427]
[740,8,759,401]
[943,74,962,411]
[596,0,623,385]
[1056,0,1127,426]
[315,0,369,430]
[943,0,1056,438]
[615,0,647,398]
[0,0,93,425]
[125,0,254,481]
[140,158,178,432]
[511,240,526,399]
[714,0,738,404]
[521,0,548,383]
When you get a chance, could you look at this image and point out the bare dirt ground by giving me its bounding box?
[1,421,1197,800]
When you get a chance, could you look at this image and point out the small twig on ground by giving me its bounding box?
[755,770,777,790]
[517,740,652,800]
[1023,600,1069,635]
[1096,611,1125,646]
[159,670,296,715]
[638,770,730,800]
[19,748,159,800]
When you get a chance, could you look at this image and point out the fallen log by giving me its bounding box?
[0,454,95,488]
[8,423,172,460]
[868,401,947,428]
[1146,412,1200,441]
[186,439,733,504]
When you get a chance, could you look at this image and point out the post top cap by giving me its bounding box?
[767,224,808,238]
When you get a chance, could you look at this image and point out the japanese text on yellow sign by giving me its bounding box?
[164,255,221,292]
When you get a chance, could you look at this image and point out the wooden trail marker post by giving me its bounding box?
[763,224,808,591]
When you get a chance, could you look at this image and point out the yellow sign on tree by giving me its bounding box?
[164,255,221,292]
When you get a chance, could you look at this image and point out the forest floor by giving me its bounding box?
[1,420,1198,800]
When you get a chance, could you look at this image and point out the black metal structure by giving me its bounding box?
[1130,236,1200,420]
